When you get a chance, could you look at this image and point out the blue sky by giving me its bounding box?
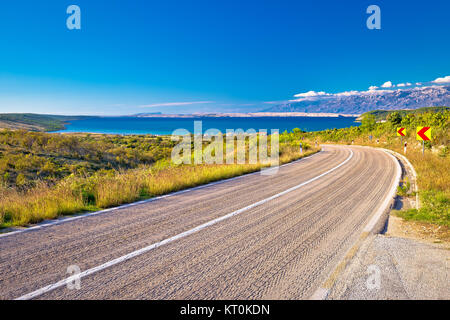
[0,0,449,115]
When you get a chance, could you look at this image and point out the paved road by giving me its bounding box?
[0,145,398,300]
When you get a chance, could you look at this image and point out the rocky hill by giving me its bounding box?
[263,85,449,115]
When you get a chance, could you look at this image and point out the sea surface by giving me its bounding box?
[55,116,360,135]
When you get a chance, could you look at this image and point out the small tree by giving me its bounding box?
[387,112,402,126]
[361,114,376,132]
[292,128,303,136]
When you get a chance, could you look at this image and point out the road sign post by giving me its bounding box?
[300,143,303,154]
[397,127,406,145]
[416,126,431,155]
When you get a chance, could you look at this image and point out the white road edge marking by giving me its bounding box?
[363,151,401,232]
[0,151,325,239]
[310,148,401,300]
[15,150,353,300]
[384,149,420,209]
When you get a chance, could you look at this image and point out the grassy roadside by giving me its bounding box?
[0,134,319,228]
[1,107,446,229]
[387,146,448,227]
[342,139,448,227]
[303,107,449,227]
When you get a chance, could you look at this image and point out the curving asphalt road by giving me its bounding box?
[0,145,398,300]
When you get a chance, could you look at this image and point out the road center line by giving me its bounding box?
[16,149,353,300]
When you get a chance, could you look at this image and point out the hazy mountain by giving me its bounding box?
[263,85,450,114]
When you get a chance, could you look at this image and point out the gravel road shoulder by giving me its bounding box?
[326,234,449,299]
[327,151,449,300]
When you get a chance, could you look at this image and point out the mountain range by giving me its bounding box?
[263,85,449,115]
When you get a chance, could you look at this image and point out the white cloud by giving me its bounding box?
[335,90,360,96]
[432,75,450,83]
[381,81,393,88]
[293,90,330,98]
[362,89,391,95]
[139,101,214,108]
[368,85,378,91]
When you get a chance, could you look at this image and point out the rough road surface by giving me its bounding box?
[0,145,398,300]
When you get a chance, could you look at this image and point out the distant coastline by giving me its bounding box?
[134,112,360,118]
[0,112,358,134]
[54,115,360,135]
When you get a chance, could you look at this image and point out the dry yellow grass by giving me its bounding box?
[0,181,85,226]
[0,146,319,228]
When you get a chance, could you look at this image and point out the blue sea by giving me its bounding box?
[55,116,360,135]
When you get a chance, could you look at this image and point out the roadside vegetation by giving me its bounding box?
[2,106,446,229]
[0,130,317,228]
[0,131,175,189]
[303,106,449,227]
